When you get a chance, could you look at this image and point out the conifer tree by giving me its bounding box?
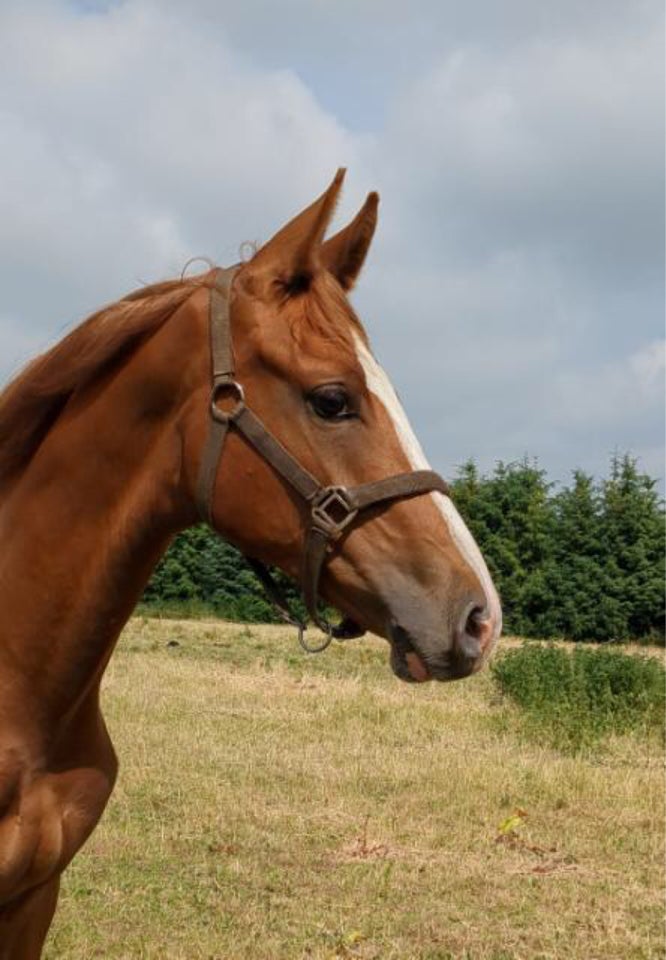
[547,471,624,640]
[600,454,665,640]
[452,458,553,636]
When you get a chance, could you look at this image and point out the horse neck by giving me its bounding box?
[0,297,206,723]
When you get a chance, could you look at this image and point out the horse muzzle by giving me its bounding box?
[387,602,499,683]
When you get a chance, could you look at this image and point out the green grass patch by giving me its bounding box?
[43,622,664,959]
[491,643,665,753]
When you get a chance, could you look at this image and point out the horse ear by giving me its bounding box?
[251,169,346,284]
[321,191,379,290]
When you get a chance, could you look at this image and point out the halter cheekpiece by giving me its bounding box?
[195,266,450,652]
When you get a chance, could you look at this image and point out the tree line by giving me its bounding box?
[142,453,665,643]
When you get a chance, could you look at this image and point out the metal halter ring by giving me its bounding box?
[297,620,334,654]
[210,380,245,423]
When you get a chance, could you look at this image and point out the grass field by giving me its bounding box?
[44,620,664,960]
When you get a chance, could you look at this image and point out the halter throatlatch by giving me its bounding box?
[196,267,450,653]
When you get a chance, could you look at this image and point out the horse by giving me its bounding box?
[0,169,501,957]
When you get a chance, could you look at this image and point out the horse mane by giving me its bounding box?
[0,272,211,489]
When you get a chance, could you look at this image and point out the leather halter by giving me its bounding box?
[195,266,450,652]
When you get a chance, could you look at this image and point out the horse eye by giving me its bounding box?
[308,385,353,420]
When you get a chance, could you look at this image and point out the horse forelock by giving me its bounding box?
[283,271,366,359]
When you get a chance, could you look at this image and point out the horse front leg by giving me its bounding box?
[0,757,115,960]
[0,877,60,960]
[0,699,118,958]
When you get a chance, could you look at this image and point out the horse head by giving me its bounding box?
[182,170,501,681]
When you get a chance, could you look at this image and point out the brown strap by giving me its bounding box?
[196,417,230,526]
[194,268,237,524]
[245,557,305,629]
[302,528,332,632]
[209,269,236,381]
[233,407,320,501]
[348,470,449,511]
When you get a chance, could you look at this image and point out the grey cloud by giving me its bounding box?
[1,0,663,489]
[0,1,364,364]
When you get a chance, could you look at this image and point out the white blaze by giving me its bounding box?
[353,332,502,630]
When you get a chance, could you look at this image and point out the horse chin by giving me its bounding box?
[388,623,433,683]
[390,644,433,683]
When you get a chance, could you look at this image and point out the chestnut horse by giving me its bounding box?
[0,170,501,956]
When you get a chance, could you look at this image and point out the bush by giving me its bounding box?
[490,643,665,752]
[142,525,307,624]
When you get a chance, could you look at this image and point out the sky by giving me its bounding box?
[1,0,663,487]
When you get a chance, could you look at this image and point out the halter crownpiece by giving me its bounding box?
[196,266,450,652]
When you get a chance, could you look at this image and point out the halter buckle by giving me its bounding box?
[310,486,358,540]
[210,379,245,423]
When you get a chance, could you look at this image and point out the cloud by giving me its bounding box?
[550,340,664,429]
[380,29,663,285]
[353,14,664,482]
[0,0,663,488]
[0,0,364,354]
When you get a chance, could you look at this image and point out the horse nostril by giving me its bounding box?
[466,605,488,640]
[455,604,492,660]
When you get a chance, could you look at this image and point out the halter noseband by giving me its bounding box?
[195,266,449,652]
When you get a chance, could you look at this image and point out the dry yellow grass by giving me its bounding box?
[44,619,665,960]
